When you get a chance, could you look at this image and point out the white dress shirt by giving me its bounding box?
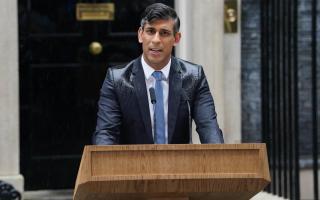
[141,56,170,143]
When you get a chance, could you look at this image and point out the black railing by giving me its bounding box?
[261,0,319,199]
[311,0,319,199]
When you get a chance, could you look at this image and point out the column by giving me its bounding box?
[176,0,241,144]
[0,0,24,193]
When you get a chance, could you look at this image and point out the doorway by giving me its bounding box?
[18,0,173,190]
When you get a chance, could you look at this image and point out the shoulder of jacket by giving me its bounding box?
[108,59,136,79]
[174,57,200,67]
[173,57,202,75]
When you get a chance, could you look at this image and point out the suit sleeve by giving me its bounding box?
[192,66,224,144]
[92,68,122,145]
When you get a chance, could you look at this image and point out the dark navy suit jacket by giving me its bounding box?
[93,56,224,144]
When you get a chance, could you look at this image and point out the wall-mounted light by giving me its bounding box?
[224,0,238,33]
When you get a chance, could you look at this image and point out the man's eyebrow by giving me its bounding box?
[152,27,172,32]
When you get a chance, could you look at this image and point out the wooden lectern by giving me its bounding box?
[74,144,270,200]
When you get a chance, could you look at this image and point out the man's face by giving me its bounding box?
[138,19,181,70]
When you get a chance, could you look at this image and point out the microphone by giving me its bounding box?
[149,87,157,143]
[149,87,156,104]
[182,90,192,144]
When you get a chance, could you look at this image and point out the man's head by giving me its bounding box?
[140,3,180,34]
[138,3,181,70]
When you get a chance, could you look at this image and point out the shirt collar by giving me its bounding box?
[141,55,171,81]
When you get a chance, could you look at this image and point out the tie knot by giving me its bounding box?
[152,71,163,81]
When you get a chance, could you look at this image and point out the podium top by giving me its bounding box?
[84,143,266,151]
[74,144,270,200]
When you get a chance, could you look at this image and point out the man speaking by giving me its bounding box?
[93,3,224,145]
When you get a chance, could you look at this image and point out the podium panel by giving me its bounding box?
[74,144,270,200]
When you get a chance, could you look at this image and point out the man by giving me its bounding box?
[93,3,224,145]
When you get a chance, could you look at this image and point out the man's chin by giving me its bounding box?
[146,58,162,66]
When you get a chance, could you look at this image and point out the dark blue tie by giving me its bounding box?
[152,71,165,144]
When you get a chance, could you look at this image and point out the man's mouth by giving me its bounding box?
[149,48,162,55]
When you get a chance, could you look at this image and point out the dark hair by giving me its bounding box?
[140,3,180,34]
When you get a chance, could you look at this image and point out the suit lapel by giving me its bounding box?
[132,57,154,143]
[168,57,182,143]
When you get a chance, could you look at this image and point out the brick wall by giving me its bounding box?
[241,0,262,142]
[241,0,320,156]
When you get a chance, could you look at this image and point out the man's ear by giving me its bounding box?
[173,32,181,46]
[138,27,143,43]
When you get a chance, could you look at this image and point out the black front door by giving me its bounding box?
[19,0,173,190]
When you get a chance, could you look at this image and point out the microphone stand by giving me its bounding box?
[183,90,192,144]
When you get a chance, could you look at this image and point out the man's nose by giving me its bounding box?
[151,32,161,43]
